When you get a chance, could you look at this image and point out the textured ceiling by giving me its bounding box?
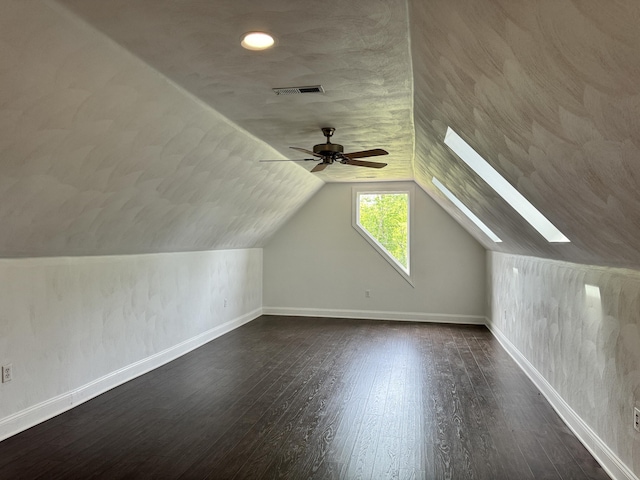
[1,0,639,268]
[0,1,322,256]
[56,0,415,183]
[409,0,640,268]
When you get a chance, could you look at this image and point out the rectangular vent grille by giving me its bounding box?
[272,85,325,95]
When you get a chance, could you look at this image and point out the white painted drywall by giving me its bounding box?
[0,249,262,437]
[0,0,322,258]
[488,251,640,479]
[263,182,486,322]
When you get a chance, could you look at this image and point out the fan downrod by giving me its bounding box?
[321,127,335,142]
[314,127,343,156]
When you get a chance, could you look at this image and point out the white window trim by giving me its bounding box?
[352,185,414,287]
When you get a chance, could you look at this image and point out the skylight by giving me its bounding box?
[432,177,502,243]
[444,127,570,243]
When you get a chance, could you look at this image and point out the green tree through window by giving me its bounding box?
[358,193,408,269]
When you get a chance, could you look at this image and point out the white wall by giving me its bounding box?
[488,251,640,480]
[263,182,486,322]
[0,249,262,440]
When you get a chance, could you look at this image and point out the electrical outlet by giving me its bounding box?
[365,290,371,298]
[634,407,640,432]
[2,364,12,383]
[224,298,228,308]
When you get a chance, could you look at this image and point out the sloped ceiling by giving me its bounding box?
[0,1,323,256]
[410,0,640,269]
[1,0,639,269]
[55,0,416,183]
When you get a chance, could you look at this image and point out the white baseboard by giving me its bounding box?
[262,306,486,325]
[488,323,637,480]
[0,308,262,442]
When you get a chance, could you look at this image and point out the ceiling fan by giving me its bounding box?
[260,127,388,172]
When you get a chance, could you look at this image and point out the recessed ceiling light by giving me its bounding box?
[241,32,275,51]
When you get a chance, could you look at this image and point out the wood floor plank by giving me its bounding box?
[449,334,507,479]
[255,330,357,478]
[430,328,478,480]
[0,317,611,479]
[285,336,365,478]
[199,326,351,478]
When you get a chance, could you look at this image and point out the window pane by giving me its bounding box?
[358,193,408,268]
[444,127,569,242]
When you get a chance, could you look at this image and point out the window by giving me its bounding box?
[353,186,413,285]
[444,127,569,243]
[432,177,502,243]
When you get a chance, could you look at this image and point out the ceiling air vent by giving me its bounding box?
[272,85,325,95]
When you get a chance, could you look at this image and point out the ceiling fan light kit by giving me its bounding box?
[260,127,389,173]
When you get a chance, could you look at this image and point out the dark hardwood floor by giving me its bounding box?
[0,316,610,479]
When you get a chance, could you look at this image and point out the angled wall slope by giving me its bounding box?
[0,0,319,439]
[0,0,322,258]
[407,2,640,478]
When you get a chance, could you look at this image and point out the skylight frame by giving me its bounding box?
[444,127,570,243]
[431,177,502,243]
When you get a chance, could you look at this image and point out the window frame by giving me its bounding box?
[352,184,414,287]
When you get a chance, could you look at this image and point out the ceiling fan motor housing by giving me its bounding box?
[313,142,343,156]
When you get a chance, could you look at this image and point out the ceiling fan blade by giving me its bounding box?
[259,158,315,162]
[311,162,329,173]
[343,159,388,169]
[290,146,323,158]
[341,148,389,159]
